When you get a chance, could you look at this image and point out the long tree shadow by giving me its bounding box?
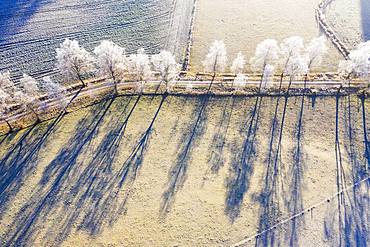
[325,94,370,246]
[161,94,210,215]
[1,97,114,246]
[254,95,284,246]
[285,92,307,246]
[0,89,84,216]
[339,95,369,246]
[360,96,370,168]
[76,95,166,236]
[225,96,262,222]
[206,96,236,174]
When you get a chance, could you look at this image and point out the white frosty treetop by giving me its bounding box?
[261,64,275,89]
[284,55,309,77]
[0,89,10,104]
[151,50,180,84]
[55,39,95,82]
[129,48,152,82]
[0,71,15,95]
[280,36,304,69]
[230,52,246,75]
[202,40,228,73]
[251,39,280,72]
[42,76,66,98]
[94,40,128,81]
[20,74,40,98]
[305,36,328,69]
[338,41,370,79]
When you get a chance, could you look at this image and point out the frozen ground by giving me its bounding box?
[0,0,194,80]
[0,95,369,246]
[326,0,370,49]
[189,0,346,72]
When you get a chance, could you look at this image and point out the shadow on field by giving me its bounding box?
[0,90,83,218]
[78,95,166,235]
[225,97,262,222]
[0,0,50,42]
[161,94,210,216]
[285,93,306,246]
[255,94,284,246]
[324,95,370,246]
[206,97,235,174]
[1,98,114,246]
[361,0,370,41]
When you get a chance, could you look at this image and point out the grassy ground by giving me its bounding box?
[0,94,369,246]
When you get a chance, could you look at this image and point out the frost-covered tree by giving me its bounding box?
[302,36,328,87]
[261,64,275,90]
[18,74,42,121]
[55,38,95,87]
[230,52,246,75]
[338,41,370,85]
[285,55,309,91]
[20,74,40,98]
[94,40,128,94]
[305,36,328,70]
[0,71,16,97]
[279,36,304,86]
[202,40,228,77]
[251,39,279,91]
[129,48,153,86]
[233,73,248,91]
[151,50,180,92]
[0,89,12,131]
[42,76,67,108]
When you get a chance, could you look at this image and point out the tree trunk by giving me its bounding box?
[279,72,284,91]
[29,106,40,123]
[78,74,86,87]
[287,76,293,94]
[258,64,267,93]
[5,120,12,132]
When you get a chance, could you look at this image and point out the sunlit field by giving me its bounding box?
[189,0,369,72]
[0,95,369,246]
[0,0,369,246]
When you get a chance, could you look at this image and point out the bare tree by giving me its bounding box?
[250,39,279,91]
[151,50,180,92]
[129,48,152,94]
[55,38,95,87]
[202,40,228,78]
[94,40,128,95]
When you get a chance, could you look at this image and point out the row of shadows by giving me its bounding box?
[0,94,369,246]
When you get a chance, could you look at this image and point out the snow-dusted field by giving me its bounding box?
[0,95,369,246]
[0,0,194,80]
[326,0,370,49]
[189,0,370,73]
